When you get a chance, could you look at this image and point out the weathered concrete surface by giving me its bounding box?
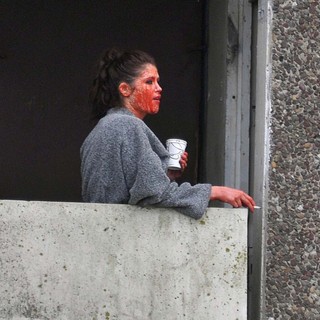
[267,1,320,319]
[0,200,248,320]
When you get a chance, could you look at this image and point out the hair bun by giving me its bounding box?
[100,47,123,70]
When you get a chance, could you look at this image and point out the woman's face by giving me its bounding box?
[127,64,162,119]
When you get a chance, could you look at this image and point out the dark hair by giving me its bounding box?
[90,48,156,119]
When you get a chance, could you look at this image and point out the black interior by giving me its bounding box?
[0,1,205,201]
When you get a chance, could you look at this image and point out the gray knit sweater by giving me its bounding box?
[80,107,211,219]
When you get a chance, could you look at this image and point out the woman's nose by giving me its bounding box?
[156,82,162,92]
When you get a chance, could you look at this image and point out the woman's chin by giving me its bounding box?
[149,107,160,115]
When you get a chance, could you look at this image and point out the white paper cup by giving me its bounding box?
[166,139,187,170]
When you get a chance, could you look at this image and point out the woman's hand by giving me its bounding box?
[167,151,188,181]
[179,151,188,171]
[210,186,256,213]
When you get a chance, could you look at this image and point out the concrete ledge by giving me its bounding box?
[0,200,248,320]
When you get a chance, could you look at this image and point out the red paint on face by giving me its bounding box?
[129,64,162,119]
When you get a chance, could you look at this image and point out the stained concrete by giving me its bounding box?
[0,200,248,320]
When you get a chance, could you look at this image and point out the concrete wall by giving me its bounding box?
[266,0,320,319]
[0,201,248,320]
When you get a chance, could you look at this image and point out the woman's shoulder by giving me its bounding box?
[102,112,144,132]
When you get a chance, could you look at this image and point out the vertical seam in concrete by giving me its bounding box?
[259,0,274,317]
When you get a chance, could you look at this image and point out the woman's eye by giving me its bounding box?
[146,80,153,85]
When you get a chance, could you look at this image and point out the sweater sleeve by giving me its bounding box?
[121,122,211,219]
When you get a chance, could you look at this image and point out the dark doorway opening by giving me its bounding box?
[0,1,206,201]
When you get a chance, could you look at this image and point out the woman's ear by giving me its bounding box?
[119,82,132,97]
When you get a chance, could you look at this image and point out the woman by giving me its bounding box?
[80,48,255,219]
